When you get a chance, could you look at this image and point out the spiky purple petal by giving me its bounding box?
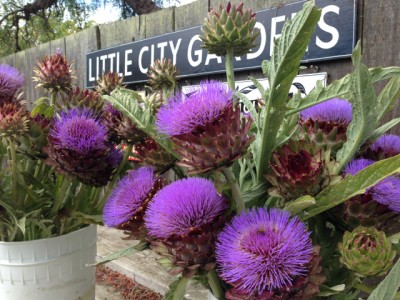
[343,158,375,176]
[370,134,400,158]
[51,108,108,154]
[145,177,227,239]
[216,208,313,294]
[373,177,400,213]
[300,98,352,125]
[103,167,156,227]
[156,80,232,136]
[0,64,24,99]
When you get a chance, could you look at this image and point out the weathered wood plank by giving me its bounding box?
[175,0,208,30]
[99,16,142,49]
[143,6,175,38]
[0,53,16,67]
[50,37,66,54]
[65,26,100,88]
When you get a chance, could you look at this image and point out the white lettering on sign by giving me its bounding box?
[270,15,286,56]
[317,5,340,49]
[247,22,266,60]
[139,46,149,73]
[170,39,182,65]
[125,49,133,76]
[188,35,202,67]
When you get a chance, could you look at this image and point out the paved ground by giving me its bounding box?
[95,225,208,300]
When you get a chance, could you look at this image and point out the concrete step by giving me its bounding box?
[96,225,208,300]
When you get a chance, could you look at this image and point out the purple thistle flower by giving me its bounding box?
[370,134,400,158]
[103,167,157,227]
[144,177,227,239]
[51,108,108,154]
[343,158,375,176]
[300,98,352,125]
[372,177,400,213]
[156,80,232,136]
[0,64,24,99]
[216,208,313,294]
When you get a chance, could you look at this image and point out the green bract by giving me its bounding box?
[338,226,396,277]
[200,2,259,57]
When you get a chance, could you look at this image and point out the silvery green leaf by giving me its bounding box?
[376,76,400,122]
[367,257,400,300]
[257,1,321,181]
[369,118,400,142]
[335,42,378,172]
[284,195,316,215]
[303,154,400,219]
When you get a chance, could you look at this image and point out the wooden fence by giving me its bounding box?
[1,0,400,131]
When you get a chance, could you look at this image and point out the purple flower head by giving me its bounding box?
[156,80,232,136]
[103,167,156,227]
[145,177,227,239]
[370,134,400,158]
[372,176,400,213]
[216,208,313,294]
[0,64,24,99]
[343,158,375,176]
[300,98,352,125]
[51,108,108,154]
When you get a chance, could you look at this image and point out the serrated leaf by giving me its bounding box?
[31,102,55,118]
[284,195,316,215]
[376,76,400,122]
[286,75,352,117]
[88,241,149,267]
[335,42,378,172]
[242,182,268,207]
[370,118,400,142]
[256,1,321,181]
[303,154,400,219]
[369,66,400,82]
[367,257,400,300]
[104,87,179,159]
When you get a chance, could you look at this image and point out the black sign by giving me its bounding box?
[86,0,356,87]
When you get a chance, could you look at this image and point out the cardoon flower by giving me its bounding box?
[265,139,338,200]
[340,158,399,230]
[147,58,179,91]
[338,226,396,277]
[0,64,24,100]
[200,2,259,56]
[96,72,125,95]
[156,80,253,174]
[216,208,325,299]
[33,49,74,93]
[102,102,147,144]
[103,167,162,239]
[145,178,228,275]
[0,102,29,141]
[364,134,400,160]
[62,87,103,114]
[299,98,352,153]
[134,138,177,172]
[46,108,121,186]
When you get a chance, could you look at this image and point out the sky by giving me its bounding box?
[89,0,197,24]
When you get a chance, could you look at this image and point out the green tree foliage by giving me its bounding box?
[0,0,173,57]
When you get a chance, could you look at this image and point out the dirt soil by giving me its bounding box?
[96,265,162,300]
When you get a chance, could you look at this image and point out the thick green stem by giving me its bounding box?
[222,167,245,212]
[51,175,72,215]
[171,276,191,300]
[50,91,57,106]
[9,140,19,207]
[162,85,169,105]
[354,282,374,294]
[207,270,224,300]
[225,49,235,91]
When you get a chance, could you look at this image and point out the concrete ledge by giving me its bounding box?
[96,225,208,300]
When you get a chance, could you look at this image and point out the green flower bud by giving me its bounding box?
[200,2,259,57]
[338,226,396,277]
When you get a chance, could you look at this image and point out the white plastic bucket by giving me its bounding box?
[0,225,97,300]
